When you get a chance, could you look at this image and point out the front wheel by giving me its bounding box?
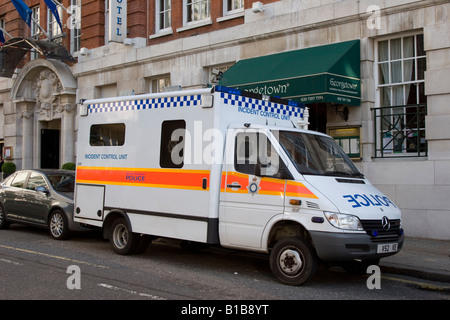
[270,237,318,286]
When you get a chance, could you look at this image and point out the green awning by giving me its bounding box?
[219,40,361,106]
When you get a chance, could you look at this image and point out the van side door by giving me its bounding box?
[219,129,290,249]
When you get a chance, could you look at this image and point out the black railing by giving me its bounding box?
[372,104,427,158]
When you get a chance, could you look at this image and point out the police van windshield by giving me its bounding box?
[276,130,364,178]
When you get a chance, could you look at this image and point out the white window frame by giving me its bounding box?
[374,32,427,157]
[155,0,172,34]
[30,6,40,60]
[31,6,40,38]
[225,0,244,15]
[218,0,244,22]
[146,75,171,93]
[47,6,63,39]
[70,0,81,54]
[178,0,212,32]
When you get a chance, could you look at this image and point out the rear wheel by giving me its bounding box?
[270,237,318,286]
[109,217,148,255]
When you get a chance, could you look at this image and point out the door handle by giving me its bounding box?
[227,183,242,189]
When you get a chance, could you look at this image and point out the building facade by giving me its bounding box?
[0,0,449,240]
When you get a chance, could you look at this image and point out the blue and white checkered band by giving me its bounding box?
[88,95,203,113]
[219,92,304,118]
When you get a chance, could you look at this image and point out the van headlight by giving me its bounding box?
[324,212,363,231]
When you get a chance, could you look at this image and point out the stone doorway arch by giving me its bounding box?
[9,59,77,170]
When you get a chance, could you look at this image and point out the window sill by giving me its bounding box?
[149,28,174,39]
[176,19,213,33]
[217,10,244,23]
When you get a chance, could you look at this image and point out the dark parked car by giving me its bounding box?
[0,169,83,239]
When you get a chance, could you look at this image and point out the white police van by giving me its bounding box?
[74,86,404,285]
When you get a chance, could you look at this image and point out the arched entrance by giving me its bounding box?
[10,59,77,169]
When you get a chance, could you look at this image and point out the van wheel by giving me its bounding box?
[110,217,141,255]
[270,237,318,286]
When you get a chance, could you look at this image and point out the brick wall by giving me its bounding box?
[1,0,281,50]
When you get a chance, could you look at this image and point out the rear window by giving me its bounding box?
[47,173,75,193]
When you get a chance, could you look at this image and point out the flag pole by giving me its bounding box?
[50,0,70,13]
[31,16,50,40]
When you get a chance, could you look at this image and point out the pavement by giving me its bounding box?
[379,237,450,284]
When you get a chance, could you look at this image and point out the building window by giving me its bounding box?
[30,6,40,59]
[186,0,210,23]
[156,0,171,32]
[31,6,40,37]
[226,0,244,13]
[147,75,171,93]
[48,6,63,39]
[70,0,81,53]
[373,33,427,157]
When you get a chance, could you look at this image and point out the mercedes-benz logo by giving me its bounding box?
[381,216,390,231]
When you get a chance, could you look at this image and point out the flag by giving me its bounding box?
[44,0,63,33]
[10,0,32,27]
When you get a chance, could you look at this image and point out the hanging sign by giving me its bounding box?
[108,0,127,42]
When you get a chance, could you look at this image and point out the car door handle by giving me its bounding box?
[227,183,242,189]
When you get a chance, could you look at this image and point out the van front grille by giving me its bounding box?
[360,219,402,243]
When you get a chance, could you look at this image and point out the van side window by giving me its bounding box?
[235,132,286,178]
[90,123,125,146]
[160,120,186,168]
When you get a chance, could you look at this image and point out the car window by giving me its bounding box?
[47,173,75,193]
[26,172,47,190]
[10,172,29,188]
[2,173,17,186]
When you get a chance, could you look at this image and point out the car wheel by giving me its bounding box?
[49,210,71,240]
[0,203,10,229]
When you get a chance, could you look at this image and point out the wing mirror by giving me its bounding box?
[35,186,50,195]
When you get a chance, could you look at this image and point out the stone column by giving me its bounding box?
[15,99,35,170]
[61,103,76,165]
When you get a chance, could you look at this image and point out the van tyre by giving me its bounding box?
[110,217,141,255]
[270,237,318,286]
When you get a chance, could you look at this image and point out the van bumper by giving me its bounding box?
[309,231,405,261]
